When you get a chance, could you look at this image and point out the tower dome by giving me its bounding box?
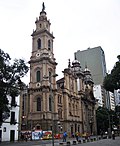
[71,53,84,76]
[84,65,94,84]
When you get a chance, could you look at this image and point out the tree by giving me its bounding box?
[103,55,120,92]
[96,106,117,134]
[115,105,120,129]
[0,49,29,126]
[96,107,109,134]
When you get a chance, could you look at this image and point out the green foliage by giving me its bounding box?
[103,74,115,93]
[115,105,120,125]
[96,107,109,134]
[0,49,29,126]
[96,106,118,134]
[103,55,120,92]
[115,105,120,113]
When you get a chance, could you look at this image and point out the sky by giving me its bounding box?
[0,0,120,84]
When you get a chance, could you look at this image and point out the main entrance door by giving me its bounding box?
[10,130,15,142]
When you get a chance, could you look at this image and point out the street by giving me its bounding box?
[76,137,120,146]
[0,137,120,146]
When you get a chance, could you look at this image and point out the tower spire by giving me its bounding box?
[40,2,46,15]
[42,2,45,12]
[68,59,71,68]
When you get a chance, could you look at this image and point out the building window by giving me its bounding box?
[69,103,72,116]
[37,97,41,111]
[36,70,41,82]
[58,95,62,104]
[10,112,16,124]
[76,105,78,116]
[11,96,17,107]
[37,38,41,49]
[58,109,62,119]
[49,71,51,82]
[49,96,52,111]
[73,104,75,116]
[49,71,51,77]
[48,40,51,50]
[3,127,6,132]
[77,78,80,91]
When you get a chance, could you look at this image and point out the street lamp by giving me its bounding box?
[89,120,92,134]
[43,73,58,146]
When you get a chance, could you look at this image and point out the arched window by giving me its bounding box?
[48,40,51,50]
[69,103,72,115]
[49,96,52,111]
[49,71,51,82]
[73,104,75,116]
[40,23,41,28]
[49,71,51,77]
[37,97,41,111]
[37,38,41,49]
[36,70,41,82]
[76,105,78,116]
[58,95,62,104]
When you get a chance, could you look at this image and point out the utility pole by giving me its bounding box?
[50,80,55,146]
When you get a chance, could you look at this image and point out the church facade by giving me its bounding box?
[20,3,97,137]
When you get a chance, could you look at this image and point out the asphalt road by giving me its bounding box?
[0,136,120,146]
[75,137,120,146]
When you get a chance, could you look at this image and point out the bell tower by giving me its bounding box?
[28,2,58,131]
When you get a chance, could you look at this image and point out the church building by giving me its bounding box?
[20,3,97,137]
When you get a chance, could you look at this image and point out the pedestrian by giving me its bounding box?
[25,133,28,142]
[21,133,24,141]
[63,131,67,142]
[100,130,103,139]
[112,131,115,140]
[75,132,79,141]
[71,132,74,138]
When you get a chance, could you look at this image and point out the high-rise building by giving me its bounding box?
[75,46,107,85]
[93,85,104,107]
[75,47,112,109]
[109,92,115,110]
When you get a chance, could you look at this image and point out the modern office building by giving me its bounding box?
[109,92,115,110]
[75,47,112,109]
[75,47,107,85]
[93,85,104,107]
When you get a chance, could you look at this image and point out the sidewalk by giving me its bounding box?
[0,136,120,146]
